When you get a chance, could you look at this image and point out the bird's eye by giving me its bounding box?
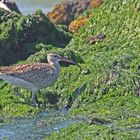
[54,55,57,57]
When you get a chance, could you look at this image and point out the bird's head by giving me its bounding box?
[47,52,76,65]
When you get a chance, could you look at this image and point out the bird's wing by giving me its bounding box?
[0,63,54,83]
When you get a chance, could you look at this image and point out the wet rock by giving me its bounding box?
[64,105,71,111]
[85,117,110,125]
[36,120,46,127]
[96,34,106,40]
[47,0,103,25]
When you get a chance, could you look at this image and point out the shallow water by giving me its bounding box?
[10,0,62,14]
[0,110,83,140]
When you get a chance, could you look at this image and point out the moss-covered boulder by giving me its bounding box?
[0,9,71,65]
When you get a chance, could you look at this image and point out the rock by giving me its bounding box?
[36,120,46,127]
[85,117,110,125]
[0,0,20,13]
[88,34,106,44]
[0,1,11,12]
[47,0,103,25]
[137,88,140,97]
[0,9,71,65]
[64,105,71,111]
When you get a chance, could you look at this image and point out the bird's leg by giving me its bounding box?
[31,88,39,106]
[12,86,20,96]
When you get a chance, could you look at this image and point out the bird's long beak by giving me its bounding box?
[60,56,76,65]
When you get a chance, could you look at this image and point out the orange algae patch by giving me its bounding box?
[89,0,103,8]
[69,16,89,33]
[47,0,103,25]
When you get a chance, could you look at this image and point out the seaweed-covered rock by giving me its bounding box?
[0,9,71,65]
[47,0,103,25]
[46,0,140,139]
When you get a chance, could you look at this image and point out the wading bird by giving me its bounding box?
[0,52,76,105]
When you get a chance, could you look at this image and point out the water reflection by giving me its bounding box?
[0,110,82,140]
[0,129,14,139]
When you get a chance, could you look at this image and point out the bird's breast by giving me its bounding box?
[36,71,60,89]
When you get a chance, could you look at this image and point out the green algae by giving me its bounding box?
[46,122,140,140]
[0,81,39,118]
[0,0,140,139]
[45,0,140,139]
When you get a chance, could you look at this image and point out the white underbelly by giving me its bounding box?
[0,73,35,89]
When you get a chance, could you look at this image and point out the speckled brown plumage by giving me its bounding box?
[0,63,58,88]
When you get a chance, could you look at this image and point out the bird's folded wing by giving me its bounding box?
[0,63,53,83]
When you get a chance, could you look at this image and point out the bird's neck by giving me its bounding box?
[49,61,61,73]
